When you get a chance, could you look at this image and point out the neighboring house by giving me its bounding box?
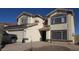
[0,22,16,30]
[4,8,75,43]
[0,22,16,27]
[46,9,75,41]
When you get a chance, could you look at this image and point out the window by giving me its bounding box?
[20,16,28,25]
[62,17,65,23]
[54,17,61,23]
[51,15,66,24]
[51,30,67,40]
[35,20,39,23]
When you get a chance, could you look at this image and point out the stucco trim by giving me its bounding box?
[47,8,73,17]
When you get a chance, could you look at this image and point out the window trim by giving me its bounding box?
[51,15,66,24]
[51,30,67,40]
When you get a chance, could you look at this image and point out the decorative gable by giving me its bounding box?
[17,15,28,25]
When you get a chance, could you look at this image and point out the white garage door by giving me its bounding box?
[7,30,24,42]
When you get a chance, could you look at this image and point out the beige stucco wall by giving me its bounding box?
[28,17,35,23]
[24,26,41,42]
[24,17,44,42]
[51,24,67,30]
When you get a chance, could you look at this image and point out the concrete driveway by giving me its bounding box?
[1,41,79,51]
[1,42,51,51]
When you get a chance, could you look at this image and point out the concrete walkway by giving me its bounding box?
[2,42,50,51]
[1,41,79,51]
[52,41,79,51]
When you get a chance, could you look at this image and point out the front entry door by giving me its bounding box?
[40,31,46,41]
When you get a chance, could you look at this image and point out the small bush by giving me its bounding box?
[74,35,79,44]
[74,35,79,40]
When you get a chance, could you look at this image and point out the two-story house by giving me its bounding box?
[46,9,75,42]
[4,9,75,43]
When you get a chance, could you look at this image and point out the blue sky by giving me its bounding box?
[0,8,78,35]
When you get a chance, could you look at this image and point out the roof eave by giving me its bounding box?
[47,8,74,17]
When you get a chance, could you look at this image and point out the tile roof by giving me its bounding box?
[17,12,45,21]
[4,23,38,31]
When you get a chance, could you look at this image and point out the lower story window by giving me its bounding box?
[51,30,67,40]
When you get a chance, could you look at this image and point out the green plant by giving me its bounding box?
[74,35,79,40]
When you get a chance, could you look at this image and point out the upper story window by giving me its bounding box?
[20,16,28,25]
[51,15,66,24]
[35,20,39,23]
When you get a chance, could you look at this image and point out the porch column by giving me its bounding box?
[46,31,51,41]
[67,14,75,42]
